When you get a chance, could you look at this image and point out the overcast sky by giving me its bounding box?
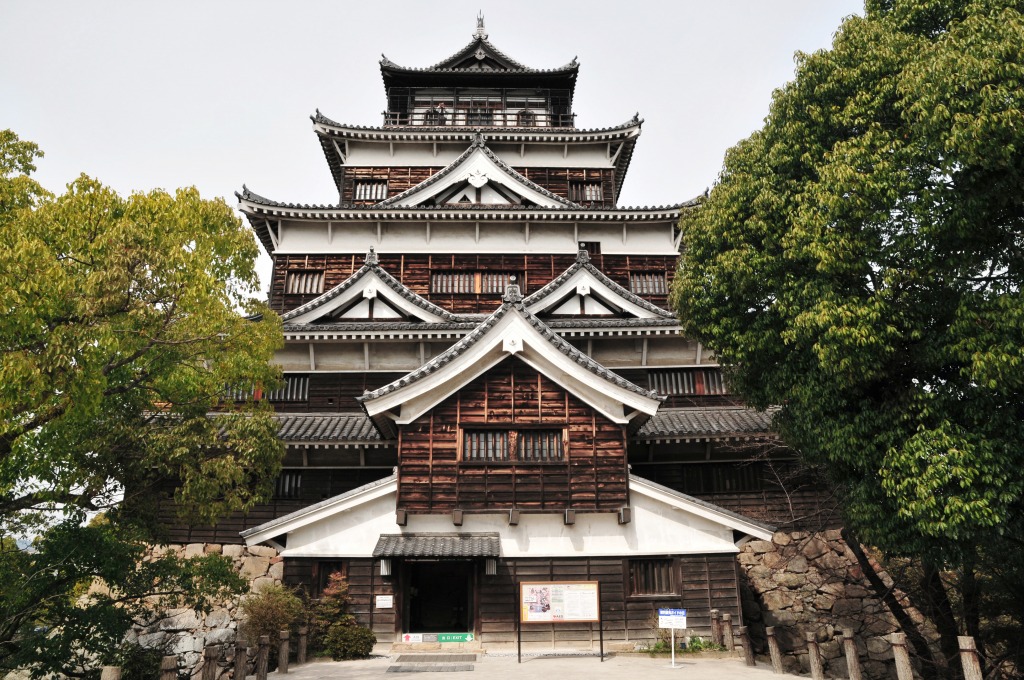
[2,1,863,290]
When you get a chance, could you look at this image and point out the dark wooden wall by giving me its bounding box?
[272,253,677,314]
[397,359,629,513]
[283,555,740,645]
[339,167,615,207]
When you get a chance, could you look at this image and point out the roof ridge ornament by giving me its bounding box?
[366,246,379,266]
[503,275,523,304]
[474,11,487,40]
[577,243,591,264]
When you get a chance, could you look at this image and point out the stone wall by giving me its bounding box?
[738,529,933,679]
[125,543,282,676]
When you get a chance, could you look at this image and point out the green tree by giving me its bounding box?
[0,130,284,675]
[672,2,1024,677]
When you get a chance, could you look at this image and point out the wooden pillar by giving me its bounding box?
[738,626,756,667]
[100,667,121,680]
[297,626,308,666]
[766,626,784,674]
[256,636,270,680]
[890,632,914,680]
[234,643,247,680]
[958,636,984,680]
[710,609,722,646]
[721,613,734,651]
[160,656,177,680]
[278,630,290,674]
[843,629,863,680]
[202,645,218,680]
[806,632,825,680]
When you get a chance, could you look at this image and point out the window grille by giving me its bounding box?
[266,375,310,402]
[432,272,519,295]
[463,429,564,463]
[516,109,536,127]
[285,270,325,295]
[569,181,603,203]
[353,179,388,201]
[649,369,727,396]
[629,272,668,296]
[466,107,494,126]
[274,471,303,499]
[224,383,257,401]
[629,559,675,596]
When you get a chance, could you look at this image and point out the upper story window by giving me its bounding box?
[569,181,603,204]
[630,272,668,296]
[285,270,325,295]
[462,429,565,463]
[431,271,519,295]
[353,179,388,202]
[274,471,303,500]
[649,369,726,396]
[266,375,310,402]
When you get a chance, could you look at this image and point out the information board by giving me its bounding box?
[520,581,600,623]
[658,608,687,629]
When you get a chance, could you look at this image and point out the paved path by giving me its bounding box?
[274,653,779,680]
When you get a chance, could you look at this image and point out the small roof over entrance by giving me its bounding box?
[373,533,501,558]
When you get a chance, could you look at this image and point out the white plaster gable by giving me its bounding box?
[359,304,662,434]
[528,267,665,319]
[380,143,579,209]
[242,475,773,558]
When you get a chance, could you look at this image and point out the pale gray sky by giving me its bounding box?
[1,1,862,290]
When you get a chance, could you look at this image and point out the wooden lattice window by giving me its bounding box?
[628,558,676,596]
[274,471,303,500]
[649,369,726,396]
[462,429,564,463]
[630,272,668,296]
[353,179,388,201]
[285,270,325,295]
[432,271,519,295]
[569,181,603,203]
[266,375,310,402]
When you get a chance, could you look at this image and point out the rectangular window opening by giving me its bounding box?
[569,181,603,204]
[274,470,303,500]
[649,369,727,396]
[462,429,564,463]
[629,558,675,596]
[629,272,668,296]
[432,271,519,295]
[353,179,388,201]
[285,270,325,295]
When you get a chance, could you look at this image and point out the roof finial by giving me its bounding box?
[474,11,487,39]
[503,275,523,304]
[366,245,379,266]
[577,243,590,263]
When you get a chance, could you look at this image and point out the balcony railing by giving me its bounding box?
[383,109,576,128]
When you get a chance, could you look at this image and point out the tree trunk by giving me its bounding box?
[841,527,938,680]
[920,563,964,680]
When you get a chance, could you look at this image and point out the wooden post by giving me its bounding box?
[710,609,722,646]
[721,612,734,651]
[278,630,290,674]
[297,626,308,666]
[958,636,984,680]
[890,632,914,680]
[256,636,269,680]
[234,642,247,680]
[766,626,784,674]
[100,667,121,680]
[843,629,863,680]
[738,626,756,667]
[806,632,825,680]
[202,645,218,680]
[160,656,177,680]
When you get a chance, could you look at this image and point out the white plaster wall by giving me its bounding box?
[278,487,740,558]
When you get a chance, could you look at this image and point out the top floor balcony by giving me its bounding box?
[384,87,575,129]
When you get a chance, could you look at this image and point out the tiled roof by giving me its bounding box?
[379,34,577,76]
[312,110,641,138]
[373,533,502,558]
[275,413,383,443]
[636,407,777,440]
[280,249,467,324]
[358,286,662,404]
[523,248,677,318]
[374,135,581,209]
[282,317,679,334]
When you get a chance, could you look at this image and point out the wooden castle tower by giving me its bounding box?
[164,18,830,649]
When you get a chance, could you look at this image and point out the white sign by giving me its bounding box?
[658,608,687,629]
[376,595,394,609]
[401,633,423,644]
[520,581,600,623]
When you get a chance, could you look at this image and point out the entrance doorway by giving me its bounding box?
[404,561,473,633]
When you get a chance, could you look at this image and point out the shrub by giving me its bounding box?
[238,584,305,644]
[115,641,167,680]
[323,625,376,660]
